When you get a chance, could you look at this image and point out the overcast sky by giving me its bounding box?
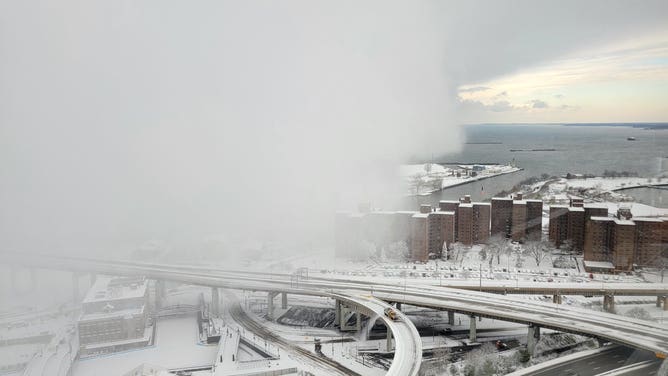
[1,1,667,254]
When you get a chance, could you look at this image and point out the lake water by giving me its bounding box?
[409,124,668,208]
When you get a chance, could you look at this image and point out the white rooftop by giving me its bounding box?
[83,276,148,304]
[614,218,635,226]
[584,260,615,269]
[590,216,614,222]
[632,217,664,223]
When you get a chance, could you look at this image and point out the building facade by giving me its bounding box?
[78,276,152,357]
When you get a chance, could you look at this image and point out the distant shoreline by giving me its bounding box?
[466,122,668,129]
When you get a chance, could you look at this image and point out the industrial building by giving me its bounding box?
[78,276,152,357]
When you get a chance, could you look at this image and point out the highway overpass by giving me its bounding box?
[4,253,668,373]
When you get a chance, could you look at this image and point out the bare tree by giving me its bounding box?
[523,240,552,267]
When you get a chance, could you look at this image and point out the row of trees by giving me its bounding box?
[479,236,554,269]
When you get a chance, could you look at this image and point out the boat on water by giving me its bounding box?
[627,137,636,141]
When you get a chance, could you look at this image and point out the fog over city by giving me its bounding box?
[1,0,666,254]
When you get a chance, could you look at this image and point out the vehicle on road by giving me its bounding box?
[384,307,399,320]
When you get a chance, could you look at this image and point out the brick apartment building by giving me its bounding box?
[584,208,666,272]
[491,193,542,242]
[549,198,608,252]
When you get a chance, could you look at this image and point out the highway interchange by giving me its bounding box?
[3,252,668,375]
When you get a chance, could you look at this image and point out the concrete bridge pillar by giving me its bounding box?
[334,299,341,326]
[266,292,278,320]
[552,294,562,304]
[396,302,402,310]
[603,294,615,313]
[447,311,455,325]
[527,324,541,355]
[468,315,477,342]
[338,302,359,331]
[663,296,668,312]
[211,287,220,316]
[386,325,393,351]
[657,296,664,308]
[281,292,288,309]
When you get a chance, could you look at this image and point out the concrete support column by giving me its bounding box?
[211,287,220,316]
[281,292,288,309]
[266,292,277,320]
[657,296,664,308]
[603,294,615,313]
[396,302,402,311]
[469,315,477,342]
[527,325,541,355]
[552,294,562,304]
[386,326,393,351]
[447,311,455,325]
[355,312,361,331]
[334,300,341,326]
[72,272,80,303]
[663,296,668,312]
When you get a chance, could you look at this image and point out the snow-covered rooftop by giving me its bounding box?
[583,260,615,269]
[590,216,614,222]
[632,217,664,223]
[614,218,635,226]
[568,207,585,212]
[83,276,147,304]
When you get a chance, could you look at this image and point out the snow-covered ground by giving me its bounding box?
[399,163,521,196]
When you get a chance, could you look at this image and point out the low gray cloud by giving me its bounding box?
[530,99,549,109]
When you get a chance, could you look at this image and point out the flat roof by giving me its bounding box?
[412,213,429,218]
[568,207,585,212]
[583,203,609,209]
[590,216,614,221]
[491,197,512,201]
[83,276,147,304]
[458,203,473,208]
[439,200,459,204]
[513,200,527,205]
[525,199,543,203]
[584,260,615,269]
[632,217,664,223]
[614,218,635,226]
[431,211,455,216]
[549,205,569,209]
[473,202,491,206]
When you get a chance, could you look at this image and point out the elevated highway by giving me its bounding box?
[4,253,668,372]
